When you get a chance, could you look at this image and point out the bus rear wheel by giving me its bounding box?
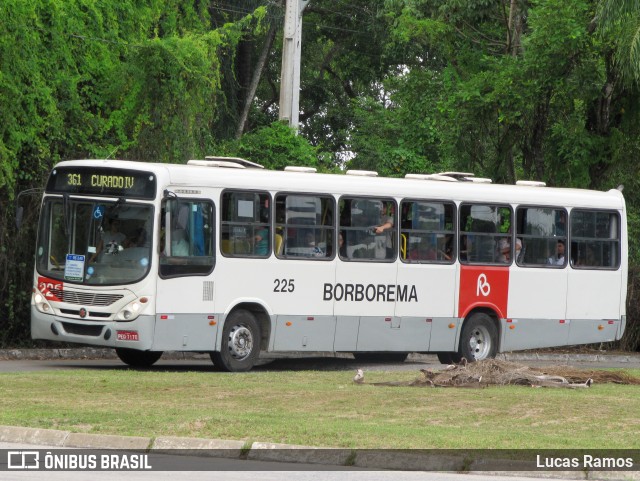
[115,348,163,368]
[211,309,261,372]
[458,313,498,362]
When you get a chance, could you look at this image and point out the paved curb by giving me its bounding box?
[153,436,246,458]
[1,426,638,479]
[248,442,353,466]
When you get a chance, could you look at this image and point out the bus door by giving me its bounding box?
[270,194,336,352]
[334,197,400,352]
[395,200,457,352]
[154,196,217,351]
[565,210,622,344]
[505,207,569,351]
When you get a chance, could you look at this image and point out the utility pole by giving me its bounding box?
[279,0,310,130]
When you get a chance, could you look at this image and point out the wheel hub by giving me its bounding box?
[469,327,490,359]
[228,325,253,360]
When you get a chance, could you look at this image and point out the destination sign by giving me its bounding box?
[46,166,156,199]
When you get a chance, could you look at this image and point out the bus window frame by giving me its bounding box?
[220,189,272,259]
[569,207,621,271]
[159,197,216,279]
[399,198,456,265]
[459,202,513,266]
[514,205,568,269]
[275,191,336,261]
[338,195,398,263]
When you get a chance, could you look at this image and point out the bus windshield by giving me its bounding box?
[36,197,154,285]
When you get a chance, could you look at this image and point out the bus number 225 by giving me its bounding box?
[274,278,295,293]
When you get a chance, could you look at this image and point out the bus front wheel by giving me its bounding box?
[211,309,261,372]
[458,313,498,362]
[115,348,163,368]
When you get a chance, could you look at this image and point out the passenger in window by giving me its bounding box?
[126,227,148,248]
[547,239,565,265]
[91,217,126,262]
[338,231,347,258]
[304,232,325,257]
[575,245,597,267]
[171,230,189,256]
[373,203,394,258]
[440,236,453,261]
[497,234,521,263]
[409,238,436,261]
[253,209,270,256]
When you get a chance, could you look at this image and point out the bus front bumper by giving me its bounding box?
[31,307,155,351]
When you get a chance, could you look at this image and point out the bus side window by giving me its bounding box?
[570,210,620,269]
[275,194,334,260]
[400,200,455,264]
[459,204,511,265]
[339,197,396,262]
[160,199,215,277]
[516,207,567,267]
[220,190,270,258]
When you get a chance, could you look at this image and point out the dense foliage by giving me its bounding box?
[2,0,639,349]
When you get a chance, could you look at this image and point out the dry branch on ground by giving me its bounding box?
[353,359,640,388]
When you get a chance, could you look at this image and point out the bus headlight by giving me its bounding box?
[116,297,149,321]
[33,290,54,314]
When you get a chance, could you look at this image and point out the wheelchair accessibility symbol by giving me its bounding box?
[93,205,105,220]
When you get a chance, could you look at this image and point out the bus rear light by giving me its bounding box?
[608,320,615,324]
[139,297,149,304]
[559,320,566,324]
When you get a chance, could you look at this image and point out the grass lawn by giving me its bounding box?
[1,368,638,449]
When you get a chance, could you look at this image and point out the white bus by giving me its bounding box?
[30,159,628,371]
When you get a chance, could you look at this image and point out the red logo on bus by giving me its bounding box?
[37,276,63,302]
[458,265,509,319]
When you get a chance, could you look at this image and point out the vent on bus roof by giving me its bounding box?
[405,172,492,183]
[405,173,458,182]
[346,170,378,177]
[516,180,547,187]
[187,156,265,169]
[284,166,317,173]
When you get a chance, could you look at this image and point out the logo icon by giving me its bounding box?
[8,451,40,469]
[476,273,491,297]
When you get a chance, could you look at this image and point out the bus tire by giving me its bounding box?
[115,348,163,368]
[458,313,498,362]
[211,309,260,372]
[436,352,462,365]
[353,352,408,363]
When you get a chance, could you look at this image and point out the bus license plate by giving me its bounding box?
[117,330,139,341]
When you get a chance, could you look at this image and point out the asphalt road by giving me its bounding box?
[0,353,637,372]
